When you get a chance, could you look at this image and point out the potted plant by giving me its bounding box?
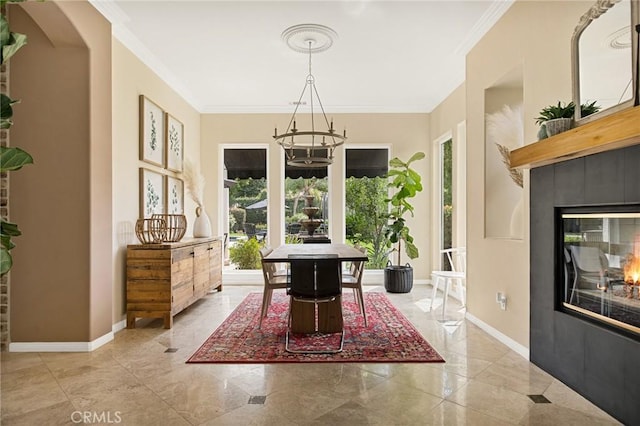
[536,101,575,138]
[381,151,426,293]
[580,100,601,118]
[536,101,601,139]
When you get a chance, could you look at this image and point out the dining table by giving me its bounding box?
[262,243,369,333]
[262,243,368,263]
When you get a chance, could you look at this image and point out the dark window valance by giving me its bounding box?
[224,149,266,180]
[346,149,389,178]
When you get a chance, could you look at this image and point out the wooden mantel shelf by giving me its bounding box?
[510,106,640,169]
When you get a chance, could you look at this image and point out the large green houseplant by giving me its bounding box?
[0,0,33,275]
[381,151,425,293]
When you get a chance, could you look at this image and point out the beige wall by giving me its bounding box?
[8,0,202,341]
[111,39,201,324]
[201,113,433,279]
[466,0,590,347]
[9,1,113,342]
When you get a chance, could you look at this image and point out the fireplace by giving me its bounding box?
[530,143,640,425]
[559,207,640,339]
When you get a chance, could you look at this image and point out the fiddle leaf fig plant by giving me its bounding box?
[382,151,426,266]
[0,0,34,275]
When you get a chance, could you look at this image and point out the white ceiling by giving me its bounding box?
[91,0,514,113]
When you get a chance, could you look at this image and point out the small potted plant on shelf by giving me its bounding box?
[536,101,575,138]
[380,151,426,293]
[536,101,601,139]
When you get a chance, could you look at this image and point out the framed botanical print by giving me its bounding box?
[165,113,184,172]
[139,95,165,167]
[166,175,184,214]
[139,168,165,218]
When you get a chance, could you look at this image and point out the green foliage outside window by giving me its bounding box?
[229,237,263,269]
[285,177,328,224]
[229,177,266,200]
[229,207,246,232]
[228,177,267,231]
[345,176,390,269]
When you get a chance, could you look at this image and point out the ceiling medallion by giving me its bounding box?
[274,24,346,168]
[606,26,631,49]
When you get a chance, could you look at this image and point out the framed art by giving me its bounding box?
[166,175,184,214]
[139,168,165,218]
[139,95,165,167]
[166,113,184,172]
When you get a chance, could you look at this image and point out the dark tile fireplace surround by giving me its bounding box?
[530,143,640,425]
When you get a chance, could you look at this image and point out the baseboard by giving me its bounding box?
[465,311,530,360]
[223,270,262,285]
[112,319,127,334]
[9,330,114,353]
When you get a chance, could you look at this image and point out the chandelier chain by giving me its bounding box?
[273,24,346,167]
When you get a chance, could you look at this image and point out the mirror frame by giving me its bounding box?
[572,0,640,125]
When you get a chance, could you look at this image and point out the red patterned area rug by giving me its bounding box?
[187,292,444,363]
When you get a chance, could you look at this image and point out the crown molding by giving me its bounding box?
[200,104,432,114]
[454,0,515,55]
[89,0,204,111]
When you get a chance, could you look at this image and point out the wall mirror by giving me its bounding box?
[572,0,640,124]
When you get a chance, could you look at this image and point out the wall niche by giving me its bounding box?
[484,65,524,240]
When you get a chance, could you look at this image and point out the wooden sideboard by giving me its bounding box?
[126,237,223,328]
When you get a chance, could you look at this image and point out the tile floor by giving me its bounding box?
[1,285,621,425]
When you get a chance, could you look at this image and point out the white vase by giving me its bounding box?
[193,206,212,238]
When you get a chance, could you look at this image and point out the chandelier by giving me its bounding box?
[274,24,346,167]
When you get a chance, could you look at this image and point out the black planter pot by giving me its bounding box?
[384,263,413,293]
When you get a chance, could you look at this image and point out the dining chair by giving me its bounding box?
[285,254,344,353]
[258,247,288,328]
[260,245,287,276]
[341,245,368,326]
[568,245,611,314]
[244,223,265,241]
[430,247,466,316]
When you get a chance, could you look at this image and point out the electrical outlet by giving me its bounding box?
[496,292,507,310]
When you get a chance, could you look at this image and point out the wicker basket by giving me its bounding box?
[152,214,187,242]
[135,218,166,244]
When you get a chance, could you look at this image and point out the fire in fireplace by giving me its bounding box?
[623,234,640,290]
[560,207,640,338]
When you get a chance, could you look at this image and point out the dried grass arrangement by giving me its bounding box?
[183,158,205,207]
[486,104,524,188]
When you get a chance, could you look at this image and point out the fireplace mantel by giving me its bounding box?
[510,106,640,169]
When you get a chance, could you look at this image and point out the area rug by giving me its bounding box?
[187,292,444,363]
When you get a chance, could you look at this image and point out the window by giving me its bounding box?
[345,148,389,269]
[440,139,453,270]
[224,148,267,270]
[284,150,328,240]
